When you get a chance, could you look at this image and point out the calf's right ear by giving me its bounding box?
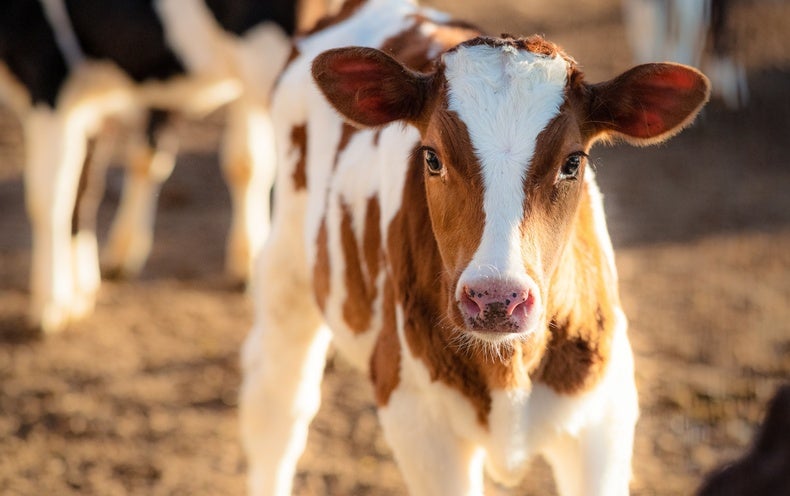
[588,62,711,145]
[312,47,431,128]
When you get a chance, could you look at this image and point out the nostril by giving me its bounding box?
[457,279,539,330]
[508,292,535,321]
[505,290,531,316]
[459,287,483,319]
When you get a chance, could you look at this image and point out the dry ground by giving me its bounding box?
[1,0,788,494]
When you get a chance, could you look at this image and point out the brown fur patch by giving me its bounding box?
[340,197,381,333]
[290,124,307,190]
[72,138,97,235]
[451,35,575,66]
[532,183,618,394]
[520,84,618,395]
[387,148,492,425]
[313,218,330,311]
[370,277,400,406]
[380,19,480,73]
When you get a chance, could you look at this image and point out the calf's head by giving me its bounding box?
[312,36,709,345]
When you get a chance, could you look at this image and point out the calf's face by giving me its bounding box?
[312,36,709,345]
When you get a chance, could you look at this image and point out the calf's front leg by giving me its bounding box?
[378,387,486,496]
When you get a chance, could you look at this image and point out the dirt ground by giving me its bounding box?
[1,1,788,495]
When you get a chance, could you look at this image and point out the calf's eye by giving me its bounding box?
[560,153,586,180]
[424,149,443,175]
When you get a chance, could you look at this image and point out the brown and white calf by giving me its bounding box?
[239,1,710,494]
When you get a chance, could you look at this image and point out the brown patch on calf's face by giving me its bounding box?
[532,183,619,394]
[419,96,486,328]
[290,124,307,190]
[340,197,382,334]
[518,86,619,394]
[386,153,492,424]
[522,106,588,281]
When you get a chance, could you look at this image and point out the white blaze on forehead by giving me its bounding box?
[444,43,569,286]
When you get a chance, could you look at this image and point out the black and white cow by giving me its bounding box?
[0,0,307,333]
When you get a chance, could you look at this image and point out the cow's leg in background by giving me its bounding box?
[622,0,668,64]
[220,22,292,285]
[668,0,708,67]
[103,110,178,278]
[71,126,117,316]
[705,0,748,108]
[220,98,275,285]
[24,107,89,332]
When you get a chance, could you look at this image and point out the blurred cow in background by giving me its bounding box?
[623,0,748,108]
[0,0,339,334]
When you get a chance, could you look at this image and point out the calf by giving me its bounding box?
[0,0,298,332]
[239,0,710,494]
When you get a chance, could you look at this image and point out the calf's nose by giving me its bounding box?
[458,278,538,331]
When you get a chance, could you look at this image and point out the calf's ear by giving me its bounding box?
[588,63,710,145]
[312,47,431,127]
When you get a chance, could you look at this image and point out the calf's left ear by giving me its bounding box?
[588,63,711,145]
[312,47,432,128]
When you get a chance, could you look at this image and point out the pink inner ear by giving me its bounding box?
[330,58,383,77]
[651,66,701,92]
[619,66,706,139]
[320,54,408,125]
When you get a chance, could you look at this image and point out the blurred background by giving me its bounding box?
[0,0,788,494]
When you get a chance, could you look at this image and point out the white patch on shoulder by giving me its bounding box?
[444,43,568,286]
